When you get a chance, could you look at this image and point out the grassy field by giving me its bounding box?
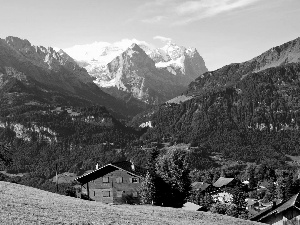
[0,181,263,225]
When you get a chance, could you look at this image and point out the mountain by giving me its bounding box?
[130,37,300,164]
[64,40,208,105]
[0,36,144,118]
[150,42,207,84]
[189,37,300,94]
[93,43,192,104]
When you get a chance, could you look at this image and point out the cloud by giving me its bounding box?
[153,36,172,43]
[142,16,166,23]
[138,0,261,25]
[174,0,260,25]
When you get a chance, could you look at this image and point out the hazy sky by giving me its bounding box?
[1,0,300,70]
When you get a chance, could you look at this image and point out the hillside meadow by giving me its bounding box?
[0,181,263,225]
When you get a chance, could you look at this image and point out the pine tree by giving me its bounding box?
[140,148,160,205]
[285,174,296,201]
[276,176,285,200]
[245,164,257,190]
[140,171,156,204]
[231,186,248,219]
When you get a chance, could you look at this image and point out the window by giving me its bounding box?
[102,191,110,197]
[131,177,139,183]
[133,192,138,197]
[103,177,109,183]
[116,177,123,183]
[117,191,125,197]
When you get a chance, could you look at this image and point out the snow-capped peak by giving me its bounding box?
[64,39,154,64]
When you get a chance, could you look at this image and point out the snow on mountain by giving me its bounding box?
[64,39,153,63]
[63,39,207,104]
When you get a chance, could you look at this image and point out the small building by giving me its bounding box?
[251,193,300,224]
[191,182,217,194]
[213,177,242,189]
[75,161,145,204]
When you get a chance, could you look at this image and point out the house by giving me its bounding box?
[191,182,217,194]
[213,177,242,189]
[251,193,300,224]
[75,161,145,204]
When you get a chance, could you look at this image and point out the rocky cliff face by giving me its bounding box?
[0,36,144,118]
[95,44,187,104]
[65,40,208,104]
[1,36,93,93]
[153,43,207,84]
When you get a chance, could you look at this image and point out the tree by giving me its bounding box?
[230,186,248,219]
[285,173,297,201]
[156,149,191,207]
[140,171,156,204]
[244,164,257,190]
[210,202,228,215]
[0,143,12,167]
[276,174,283,197]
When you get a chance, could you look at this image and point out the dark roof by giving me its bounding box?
[213,177,235,188]
[75,161,146,184]
[192,182,211,192]
[251,193,300,222]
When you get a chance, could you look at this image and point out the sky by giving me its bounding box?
[1,0,300,70]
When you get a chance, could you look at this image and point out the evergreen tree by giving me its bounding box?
[230,186,248,219]
[140,148,160,205]
[285,173,296,201]
[140,171,156,204]
[276,176,285,200]
[244,164,257,190]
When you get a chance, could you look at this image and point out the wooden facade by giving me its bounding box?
[260,207,300,225]
[251,193,300,225]
[75,161,144,204]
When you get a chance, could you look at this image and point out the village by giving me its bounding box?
[62,148,300,225]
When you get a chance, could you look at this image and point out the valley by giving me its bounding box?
[1,35,300,224]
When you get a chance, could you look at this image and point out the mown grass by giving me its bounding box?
[0,181,263,225]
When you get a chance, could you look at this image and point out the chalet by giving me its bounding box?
[213,177,242,189]
[75,161,145,204]
[191,182,217,194]
[251,193,300,224]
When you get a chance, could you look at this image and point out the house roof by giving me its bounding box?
[251,193,300,222]
[192,182,211,192]
[75,161,146,184]
[213,177,235,188]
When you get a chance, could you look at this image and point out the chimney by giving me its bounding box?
[96,163,99,170]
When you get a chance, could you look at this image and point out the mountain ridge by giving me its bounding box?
[64,39,208,104]
[188,36,300,94]
[0,36,145,118]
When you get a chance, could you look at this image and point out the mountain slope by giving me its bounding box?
[0,181,261,225]
[64,40,208,105]
[130,37,300,163]
[0,36,143,118]
[189,37,300,93]
[96,44,189,104]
